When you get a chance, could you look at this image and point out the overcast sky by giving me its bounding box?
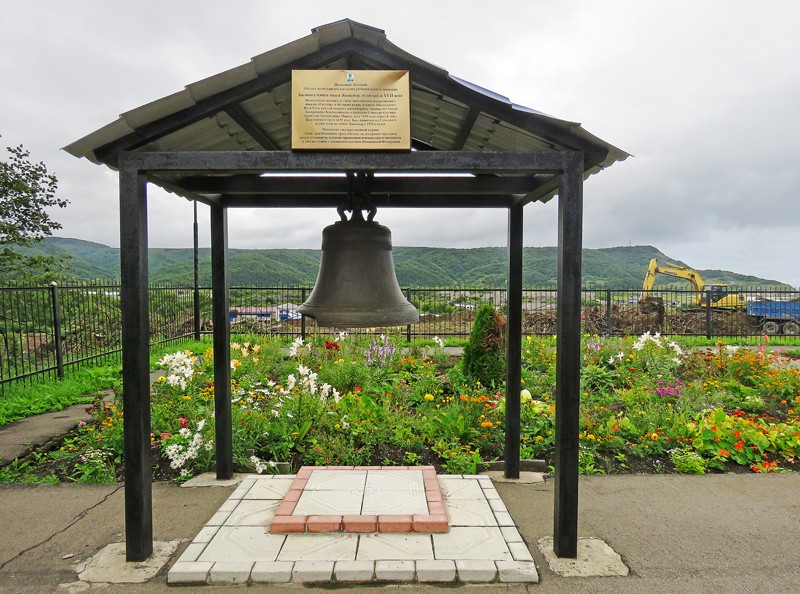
[2,1,799,287]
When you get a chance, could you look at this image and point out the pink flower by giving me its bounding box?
[160,432,171,440]
[77,421,87,428]
[178,417,188,429]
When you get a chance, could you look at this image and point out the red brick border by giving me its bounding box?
[269,465,449,534]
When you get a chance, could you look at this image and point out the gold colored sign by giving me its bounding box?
[292,70,410,150]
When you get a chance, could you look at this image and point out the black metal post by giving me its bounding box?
[504,203,523,479]
[210,204,233,479]
[118,160,153,562]
[705,290,712,339]
[300,287,307,340]
[193,201,201,341]
[605,290,612,336]
[50,282,64,380]
[406,288,413,342]
[553,152,584,558]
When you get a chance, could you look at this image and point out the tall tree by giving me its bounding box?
[0,137,70,281]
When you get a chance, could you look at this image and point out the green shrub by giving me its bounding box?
[462,303,506,387]
[670,448,708,474]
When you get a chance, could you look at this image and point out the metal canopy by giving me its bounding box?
[67,19,627,565]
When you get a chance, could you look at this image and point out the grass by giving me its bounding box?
[0,365,121,425]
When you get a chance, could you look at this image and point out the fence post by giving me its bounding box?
[193,201,201,341]
[50,281,64,380]
[406,288,412,342]
[300,287,307,340]
[705,290,712,339]
[605,290,612,336]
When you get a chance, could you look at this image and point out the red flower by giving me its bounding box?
[354,386,362,392]
[324,340,340,351]
[734,441,744,451]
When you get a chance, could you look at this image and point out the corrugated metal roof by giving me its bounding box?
[65,18,628,178]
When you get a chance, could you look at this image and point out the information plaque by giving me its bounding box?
[291,70,410,150]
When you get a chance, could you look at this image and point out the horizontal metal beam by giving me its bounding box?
[175,174,544,195]
[220,193,515,208]
[123,150,571,175]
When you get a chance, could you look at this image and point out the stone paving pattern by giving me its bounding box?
[168,472,539,585]
[269,465,448,534]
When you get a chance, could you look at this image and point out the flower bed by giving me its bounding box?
[3,332,799,483]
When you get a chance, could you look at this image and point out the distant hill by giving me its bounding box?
[21,237,791,289]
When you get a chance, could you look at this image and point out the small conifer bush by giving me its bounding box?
[462,303,506,387]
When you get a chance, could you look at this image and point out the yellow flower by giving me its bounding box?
[424,394,434,401]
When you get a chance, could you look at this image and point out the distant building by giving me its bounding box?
[229,306,276,322]
[277,303,302,320]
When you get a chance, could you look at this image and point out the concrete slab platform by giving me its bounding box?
[537,536,629,577]
[167,472,539,585]
[75,540,179,584]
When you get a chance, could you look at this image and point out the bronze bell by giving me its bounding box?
[299,212,419,328]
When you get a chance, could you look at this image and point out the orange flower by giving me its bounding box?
[734,441,744,451]
[718,448,731,457]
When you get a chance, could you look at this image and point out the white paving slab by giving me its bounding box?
[365,469,424,491]
[197,526,285,562]
[293,560,335,583]
[375,559,415,581]
[278,533,358,561]
[446,497,497,526]
[169,473,538,585]
[293,487,363,515]
[438,477,485,500]
[334,560,375,582]
[226,499,280,526]
[251,560,293,582]
[243,476,293,499]
[209,560,254,584]
[305,469,366,490]
[356,533,434,560]
[361,487,428,515]
[433,526,513,560]
[416,559,457,582]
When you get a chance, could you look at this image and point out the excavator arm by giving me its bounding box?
[641,259,705,299]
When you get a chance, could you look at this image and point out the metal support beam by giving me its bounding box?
[451,107,481,150]
[225,104,280,150]
[118,160,152,562]
[504,203,524,479]
[123,150,568,175]
[178,174,542,195]
[553,152,584,558]
[210,204,233,479]
[221,193,515,209]
[193,201,201,341]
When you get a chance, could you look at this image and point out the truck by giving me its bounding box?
[641,259,746,309]
[746,300,800,335]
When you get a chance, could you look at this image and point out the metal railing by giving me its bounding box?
[1,283,798,393]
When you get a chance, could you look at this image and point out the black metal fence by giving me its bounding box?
[0,281,195,392]
[2,283,798,392]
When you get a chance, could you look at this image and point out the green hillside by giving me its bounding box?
[20,238,791,288]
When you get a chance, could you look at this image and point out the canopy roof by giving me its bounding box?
[65,19,627,208]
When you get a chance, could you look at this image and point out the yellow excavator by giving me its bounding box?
[641,259,746,309]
